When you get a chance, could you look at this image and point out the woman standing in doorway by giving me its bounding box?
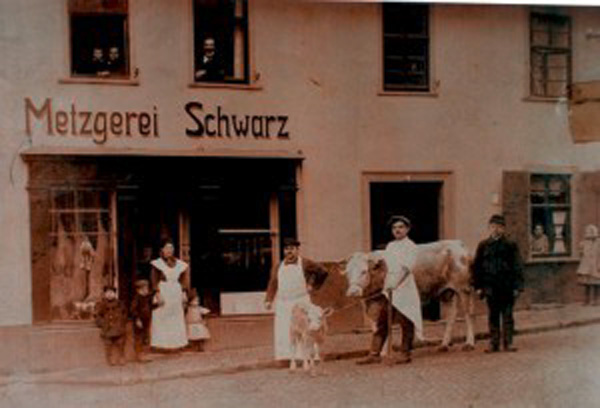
[151,239,190,351]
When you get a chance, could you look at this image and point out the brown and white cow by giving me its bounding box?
[289,301,332,375]
[344,240,475,351]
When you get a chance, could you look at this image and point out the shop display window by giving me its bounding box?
[47,188,115,320]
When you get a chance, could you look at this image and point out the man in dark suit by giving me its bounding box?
[473,214,524,353]
[195,37,225,82]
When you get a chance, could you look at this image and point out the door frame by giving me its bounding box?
[361,171,455,250]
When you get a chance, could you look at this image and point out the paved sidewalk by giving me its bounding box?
[5,303,600,386]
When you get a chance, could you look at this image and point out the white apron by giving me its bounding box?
[383,239,424,341]
[274,257,310,360]
[150,258,189,349]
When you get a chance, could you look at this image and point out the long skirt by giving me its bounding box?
[274,294,311,360]
[151,281,188,349]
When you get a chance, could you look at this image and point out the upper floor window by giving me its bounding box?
[382,4,430,92]
[193,0,249,84]
[530,12,571,98]
[69,0,130,78]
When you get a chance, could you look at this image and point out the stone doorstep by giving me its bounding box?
[23,312,600,387]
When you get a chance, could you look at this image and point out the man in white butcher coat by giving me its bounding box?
[264,238,328,362]
[357,215,423,365]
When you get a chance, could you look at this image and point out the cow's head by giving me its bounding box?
[343,251,386,297]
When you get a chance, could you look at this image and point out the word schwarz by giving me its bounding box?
[185,102,289,139]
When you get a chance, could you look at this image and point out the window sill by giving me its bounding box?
[189,82,263,91]
[59,77,140,86]
[378,89,439,97]
[522,95,568,104]
[525,257,579,265]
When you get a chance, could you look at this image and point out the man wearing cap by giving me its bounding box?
[358,215,423,365]
[473,214,524,353]
[264,238,328,362]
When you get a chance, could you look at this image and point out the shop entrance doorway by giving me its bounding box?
[116,157,298,315]
[369,181,443,320]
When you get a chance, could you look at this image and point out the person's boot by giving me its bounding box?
[394,352,412,364]
[484,343,500,353]
[356,354,382,365]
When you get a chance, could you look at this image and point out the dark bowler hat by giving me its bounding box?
[282,237,300,247]
[489,214,506,226]
[388,215,411,229]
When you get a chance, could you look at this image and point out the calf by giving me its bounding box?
[289,301,331,374]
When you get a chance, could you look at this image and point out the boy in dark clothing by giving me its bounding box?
[130,279,154,362]
[473,214,524,353]
[95,286,128,366]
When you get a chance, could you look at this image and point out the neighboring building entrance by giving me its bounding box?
[369,180,443,320]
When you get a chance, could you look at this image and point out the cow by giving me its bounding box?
[344,240,475,352]
[289,300,332,375]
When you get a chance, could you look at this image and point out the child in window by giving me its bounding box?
[95,285,128,366]
[185,290,211,351]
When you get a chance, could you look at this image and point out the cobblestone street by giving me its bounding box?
[3,323,600,408]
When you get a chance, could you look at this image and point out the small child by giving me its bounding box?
[95,285,128,366]
[130,279,155,362]
[185,292,211,352]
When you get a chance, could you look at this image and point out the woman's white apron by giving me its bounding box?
[150,258,189,349]
[274,257,310,360]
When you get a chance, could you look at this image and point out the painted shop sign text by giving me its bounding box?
[185,102,289,139]
[25,97,159,145]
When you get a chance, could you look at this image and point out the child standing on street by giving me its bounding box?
[577,224,600,305]
[185,291,211,351]
[95,285,128,366]
[130,279,155,362]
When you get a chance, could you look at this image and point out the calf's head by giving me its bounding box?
[301,303,332,331]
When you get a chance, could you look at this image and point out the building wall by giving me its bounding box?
[1,1,600,325]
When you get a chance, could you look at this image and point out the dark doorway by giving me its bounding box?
[117,189,180,307]
[370,181,442,320]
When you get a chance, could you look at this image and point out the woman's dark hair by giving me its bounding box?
[160,238,174,249]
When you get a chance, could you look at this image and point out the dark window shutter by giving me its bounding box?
[574,171,600,244]
[503,171,530,260]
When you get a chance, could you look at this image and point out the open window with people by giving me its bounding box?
[503,172,574,261]
[68,0,130,79]
[193,0,249,84]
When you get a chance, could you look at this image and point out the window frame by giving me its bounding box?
[529,11,572,99]
[191,0,252,87]
[381,3,431,94]
[529,173,573,259]
[63,0,137,85]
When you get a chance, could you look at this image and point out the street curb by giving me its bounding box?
[20,315,600,386]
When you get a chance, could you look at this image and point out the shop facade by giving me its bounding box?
[2,0,600,369]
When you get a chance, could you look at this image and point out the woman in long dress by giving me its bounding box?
[150,239,190,351]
